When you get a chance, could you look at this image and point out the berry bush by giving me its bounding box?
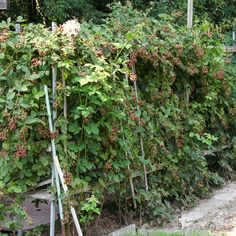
[0,4,236,230]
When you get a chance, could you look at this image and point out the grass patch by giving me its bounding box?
[124,231,214,236]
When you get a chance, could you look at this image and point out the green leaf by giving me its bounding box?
[19,98,30,108]
[0,53,4,59]
[0,76,7,81]
[90,123,99,135]
[111,42,124,49]
[25,117,42,125]
[68,123,81,134]
[2,142,9,150]
[84,125,91,134]
[8,186,22,193]
[82,110,91,117]
[34,91,45,100]
[7,91,15,100]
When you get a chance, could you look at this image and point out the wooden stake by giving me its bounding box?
[123,74,137,208]
[187,0,193,28]
[62,68,67,119]
[132,66,148,191]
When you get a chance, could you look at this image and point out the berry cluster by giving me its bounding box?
[0,28,9,43]
[129,72,137,82]
[213,69,224,80]
[105,161,112,170]
[0,150,7,158]
[20,128,28,141]
[64,172,73,185]
[128,51,138,68]
[132,96,143,107]
[202,66,209,75]
[37,49,48,57]
[176,137,184,148]
[31,58,42,67]
[0,128,8,141]
[225,58,231,64]
[56,82,64,90]
[83,117,89,124]
[175,44,183,55]
[14,145,27,158]
[8,119,17,131]
[95,49,104,57]
[4,113,18,131]
[187,64,198,76]
[108,126,120,144]
[173,58,181,66]
[194,45,204,58]
[129,109,139,122]
[103,43,116,53]
[38,127,59,139]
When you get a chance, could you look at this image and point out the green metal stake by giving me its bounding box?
[51,63,64,220]
[44,85,83,236]
[49,21,64,236]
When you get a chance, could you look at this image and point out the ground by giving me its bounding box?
[159,181,236,236]
[11,181,236,235]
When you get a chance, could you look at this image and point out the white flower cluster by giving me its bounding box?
[62,19,80,38]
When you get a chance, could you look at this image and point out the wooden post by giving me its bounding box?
[187,0,193,28]
[15,24,21,34]
[186,0,193,103]
[0,0,9,9]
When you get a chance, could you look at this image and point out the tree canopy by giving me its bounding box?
[0,0,235,29]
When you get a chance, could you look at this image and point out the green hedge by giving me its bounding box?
[0,5,236,229]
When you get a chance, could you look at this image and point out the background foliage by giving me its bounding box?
[0,0,236,28]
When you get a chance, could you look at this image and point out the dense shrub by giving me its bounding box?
[0,5,236,229]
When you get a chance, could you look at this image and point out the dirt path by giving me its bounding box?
[21,181,236,235]
[162,181,236,235]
